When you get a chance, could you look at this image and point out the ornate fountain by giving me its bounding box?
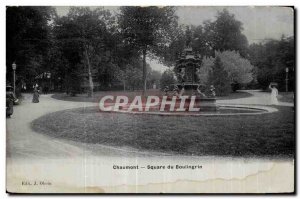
[164,47,218,111]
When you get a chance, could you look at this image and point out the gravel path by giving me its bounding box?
[7,94,94,158]
[7,94,163,158]
[218,90,294,107]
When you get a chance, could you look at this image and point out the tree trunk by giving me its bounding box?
[84,47,94,97]
[142,48,147,96]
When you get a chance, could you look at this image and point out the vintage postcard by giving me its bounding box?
[6,6,295,194]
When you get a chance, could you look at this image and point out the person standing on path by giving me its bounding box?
[32,86,40,103]
[269,84,279,105]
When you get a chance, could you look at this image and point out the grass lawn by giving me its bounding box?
[31,106,295,158]
[51,90,252,102]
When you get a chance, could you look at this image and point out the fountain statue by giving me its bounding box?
[164,47,218,111]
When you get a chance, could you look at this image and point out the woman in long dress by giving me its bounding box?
[269,84,279,105]
[32,87,40,103]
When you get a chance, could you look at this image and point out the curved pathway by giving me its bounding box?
[7,94,162,158]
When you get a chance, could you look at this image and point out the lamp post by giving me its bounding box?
[12,62,17,95]
[285,67,289,92]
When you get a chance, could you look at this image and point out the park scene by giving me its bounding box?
[6,6,295,193]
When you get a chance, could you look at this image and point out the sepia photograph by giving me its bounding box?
[5,5,295,194]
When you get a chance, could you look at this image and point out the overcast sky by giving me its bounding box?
[55,6,294,72]
[176,6,294,43]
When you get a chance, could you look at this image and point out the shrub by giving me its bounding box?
[160,69,176,89]
[208,56,231,96]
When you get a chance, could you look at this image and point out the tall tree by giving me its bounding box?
[161,24,186,67]
[191,25,213,57]
[208,56,231,96]
[118,6,178,95]
[215,50,254,84]
[54,7,114,96]
[165,9,249,66]
[248,36,295,91]
[208,9,249,57]
[198,50,254,90]
[6,6,56,87]
[189,9,249,58]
